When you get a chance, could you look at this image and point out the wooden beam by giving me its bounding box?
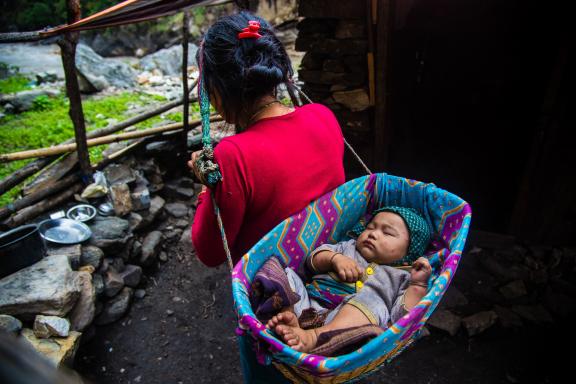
[58,0,92,178]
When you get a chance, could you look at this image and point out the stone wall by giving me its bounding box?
[296,0,373,177]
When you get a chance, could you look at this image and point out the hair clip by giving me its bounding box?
[238,20,262,39]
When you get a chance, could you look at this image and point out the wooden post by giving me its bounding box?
[58,0,92,179]
[181,9,191,154]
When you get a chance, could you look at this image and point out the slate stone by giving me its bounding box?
[80,245,104,269]
[88,216,131,250]
[462,311,498,336]
[21,328,82,367]
[33,315,71,338]
[0,314,22,335]
[140,231,163,266]
[103,269,124,297]
[427,309,461,336]
[0,255,80,317]
[164,202,189,218]
[69,271,96,332]
[95,287,133,325]
[120,264,142,287]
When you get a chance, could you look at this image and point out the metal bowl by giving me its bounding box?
[38,218,92,244]
[66,204,97,222]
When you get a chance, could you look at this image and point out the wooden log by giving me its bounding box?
[58,0,92,178]
[0,81,198,196]
[0,116,222,162]
[3,183,83,228]
[0,174,78,221]
[23,152,78,196]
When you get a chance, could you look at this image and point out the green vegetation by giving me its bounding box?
[0,88,199,206]
[0,75,32,94]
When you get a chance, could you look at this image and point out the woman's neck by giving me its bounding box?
[239,96,294,129]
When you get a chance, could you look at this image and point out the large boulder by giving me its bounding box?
[0,255,81,317]
[75,44,137,92]
[139,44,198,76]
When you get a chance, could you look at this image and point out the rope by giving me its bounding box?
[211,193,235,273]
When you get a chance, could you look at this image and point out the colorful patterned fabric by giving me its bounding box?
[232,173,472,383]
[250,257,301,323]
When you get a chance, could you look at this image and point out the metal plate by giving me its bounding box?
[38,218,92,244]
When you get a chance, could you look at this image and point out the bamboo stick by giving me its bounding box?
[0,116,222,162]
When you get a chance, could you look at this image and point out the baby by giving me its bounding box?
[266,206,432,353]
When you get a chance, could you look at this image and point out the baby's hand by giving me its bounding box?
[331,253,364,283]
[410,257,432,285]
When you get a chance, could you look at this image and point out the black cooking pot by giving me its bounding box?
[0,224,46,279]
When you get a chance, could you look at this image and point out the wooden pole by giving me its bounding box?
[181,9,191,154]
[58,0,92,179]
[0,116,222,162]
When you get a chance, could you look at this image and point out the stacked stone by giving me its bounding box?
[296,0,373,172]
[0,154,202,367]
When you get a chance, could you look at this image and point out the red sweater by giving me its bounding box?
[192,103,345,268]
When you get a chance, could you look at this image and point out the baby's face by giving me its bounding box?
[356,212,409,264]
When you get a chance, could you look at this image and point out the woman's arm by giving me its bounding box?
[191,141,248,267]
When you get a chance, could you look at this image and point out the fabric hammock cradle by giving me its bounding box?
[231,172,472,383]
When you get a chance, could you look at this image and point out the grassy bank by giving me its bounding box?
[0,88,198,206]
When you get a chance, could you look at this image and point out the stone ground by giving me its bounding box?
[75,236,572,384]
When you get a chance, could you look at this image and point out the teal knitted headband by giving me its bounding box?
[349,206,432,266]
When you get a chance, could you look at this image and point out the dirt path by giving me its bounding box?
[75,238,567,384]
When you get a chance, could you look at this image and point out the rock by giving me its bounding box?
[35,71,58,84]
[336,88,372,110]
[134,289,146,300]
[145,140,178,155]
[128,212,144,232]
[0,89,60,112]
[462,311,498,336]
[88,216,131,250]
[95,287,133,325]
[103,269,125,297]
[131,240,142,259]
[164,202,189,218]
[174,219,189,229]
[78,265,95,274]
[81,184,107,200]
[140,44,198,76]
[140,231,163,266]
[46,244,82,270]
[75,44,137,91]
[511,305,554,325]
[544,289,576,318]
[427,309,461,336]
[477,253,531,282]
[0,255,80,317]
[120,264,142,287]
[108,257,125,273]
[80,245,104,269]
[499,280,528,300]
[92,273,105,296]
[138,195,166,230]
[179,227,192,248]
[33,315,70,338]
[163,182,195,200]
[110,183,133,216]
[493,305,523,328]
[439,285,469,309]
[158,252,168,262]
[21,328,82,367]
[103,163,136,186]
[131,184,151,211]
[69,271,96,331]
[0,314,22,335]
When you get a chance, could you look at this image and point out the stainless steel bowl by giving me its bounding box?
[38,218,92,244]
[66,204,97,222]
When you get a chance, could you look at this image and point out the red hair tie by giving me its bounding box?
[238,20,262,39]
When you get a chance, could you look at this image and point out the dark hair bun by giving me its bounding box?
[244,64,284,92]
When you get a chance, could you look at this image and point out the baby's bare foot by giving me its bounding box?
[273,312,318,352]
[266,311,298,329]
